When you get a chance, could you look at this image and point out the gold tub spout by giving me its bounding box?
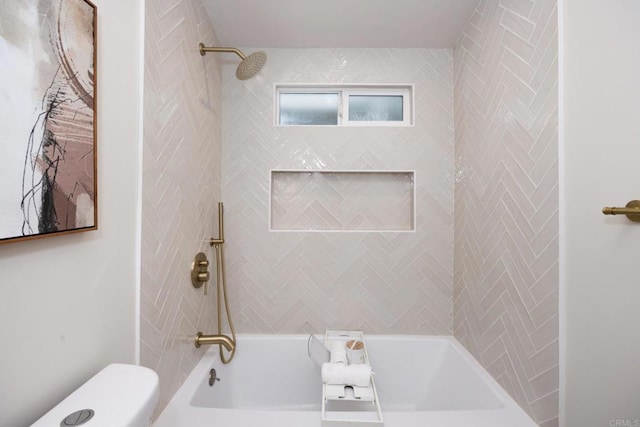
[195,332,235,351]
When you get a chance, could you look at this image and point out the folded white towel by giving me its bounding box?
[321,363,372,387]
[329,342,348,364]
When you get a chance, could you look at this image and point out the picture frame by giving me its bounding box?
[0,0,98,245]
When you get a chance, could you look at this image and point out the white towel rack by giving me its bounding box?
[321,330,384,427]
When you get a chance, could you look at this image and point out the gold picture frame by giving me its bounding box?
[0,0,98,245]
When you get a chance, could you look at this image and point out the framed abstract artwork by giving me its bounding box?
[0,0,98,245]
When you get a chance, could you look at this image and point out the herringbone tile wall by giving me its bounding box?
[221,49,455,334]
[141,0,222,415]
[453,0,559,425]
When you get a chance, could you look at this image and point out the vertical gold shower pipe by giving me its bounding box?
[208,202,236,363]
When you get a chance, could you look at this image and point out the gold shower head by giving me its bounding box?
[198,43,267,80]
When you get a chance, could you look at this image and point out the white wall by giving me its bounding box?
[562,0,640,425]
[0,0,143,425]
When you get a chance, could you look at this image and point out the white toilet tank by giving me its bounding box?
[31,364,159,427]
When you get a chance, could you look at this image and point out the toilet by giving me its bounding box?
[31,364,159,427]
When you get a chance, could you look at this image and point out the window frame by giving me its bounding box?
[275,84,414,127]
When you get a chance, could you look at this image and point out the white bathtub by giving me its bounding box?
[153,335,538,427]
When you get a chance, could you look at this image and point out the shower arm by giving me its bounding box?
[209,202,224,246]
[199,43,246,59]
[198,43,266,81]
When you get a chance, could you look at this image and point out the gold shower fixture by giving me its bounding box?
[198,43,267,80]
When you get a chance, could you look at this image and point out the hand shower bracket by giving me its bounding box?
[210,202,224,246]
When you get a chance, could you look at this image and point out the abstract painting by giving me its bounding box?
[0,0,97,244]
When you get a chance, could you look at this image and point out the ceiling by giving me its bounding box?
[203,0,480,49]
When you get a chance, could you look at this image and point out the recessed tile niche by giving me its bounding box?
[270,170,415,231]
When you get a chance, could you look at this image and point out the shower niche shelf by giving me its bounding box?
[321,330,383,427]
[269,170,415,232]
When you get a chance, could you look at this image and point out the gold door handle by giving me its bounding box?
[602,200,640,222]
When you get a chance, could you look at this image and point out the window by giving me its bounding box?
[276,85,413,126]
[279,93,339,125]
[348,94,404,122]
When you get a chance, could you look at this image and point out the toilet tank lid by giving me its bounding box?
[31,363,159,427]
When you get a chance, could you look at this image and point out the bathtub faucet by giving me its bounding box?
[194,332,235,351]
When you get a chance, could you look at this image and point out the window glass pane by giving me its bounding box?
[349,95,403,122]
[279,93,339,125]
